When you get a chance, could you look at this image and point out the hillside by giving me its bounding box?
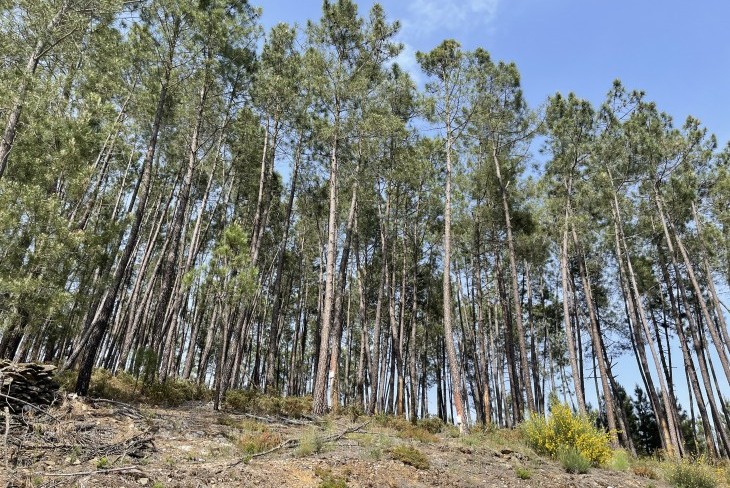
[3,396,674,488]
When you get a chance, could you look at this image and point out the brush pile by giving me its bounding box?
[0,360,59,413]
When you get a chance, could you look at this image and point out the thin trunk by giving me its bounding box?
[492,146,534,414]
[312,121,339,414]
[264,136,303,391]
[561,200,586,414]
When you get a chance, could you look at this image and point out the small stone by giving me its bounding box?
[138,478,149,485]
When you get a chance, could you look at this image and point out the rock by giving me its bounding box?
[138,478,149,485]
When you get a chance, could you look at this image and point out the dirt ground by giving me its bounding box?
[2,398,666,488]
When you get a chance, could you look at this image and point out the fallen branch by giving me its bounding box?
[222,419,372,472]
[3,406,9,471]
[36,465,144,477]
[241,412,318,426]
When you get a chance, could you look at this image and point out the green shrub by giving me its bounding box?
[520,397,612,466]
[515,466,532,479]
[225,389,312,418]
[375,414,437,443]
[608,449,630,471]
[314,467,347,488]
[669,460,716,488]
[143,377,211,406]
[59,368,211,406]
[558,446,591,474]
[236,429,281,455]
[296,428,325,457]
[418,416,444,434]
[389,445,430,470]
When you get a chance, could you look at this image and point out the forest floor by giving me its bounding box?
[1,396,675,488]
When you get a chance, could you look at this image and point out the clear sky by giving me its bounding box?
[258,0,730,148]
[255,1,730,414]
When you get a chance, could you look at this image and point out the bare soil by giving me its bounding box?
[2,398,666,488]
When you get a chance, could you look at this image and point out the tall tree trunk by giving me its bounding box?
[155,77,209,381]
[611,193,680,457]
[328,179,358,411]
[570,227,619,445]
[492,147,534,414]
[561,194,586,414]
[264,136,303,391]
[312,120,339,414]
[444,120,466,431]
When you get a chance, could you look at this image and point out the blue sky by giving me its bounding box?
[258,0,730,148]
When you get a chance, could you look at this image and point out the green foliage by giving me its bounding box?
[96,456,109,469]
[608,449,630,471]
[314,467,348,488]
[669,460,717,488]
[59,369,211,406]
[557,446,591,474]
[418,416,444,434]
[514,466,532,479]
[224,389,312,418]
[520,397,612,466]
[375,414,437,442]
[296,428,325,457]
[236,428,281,455]
[389,445,430,470]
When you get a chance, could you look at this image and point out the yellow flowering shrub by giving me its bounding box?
[520,398,613,466]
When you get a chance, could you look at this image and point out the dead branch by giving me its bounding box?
[36,465,145,477]
[222,419,372,472]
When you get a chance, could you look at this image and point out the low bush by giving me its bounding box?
[296,428,325,457]
[669,460,717,488]
[225,389,312,418]
[236,429,282,455]
[418,416,444,434]
[608,449,630,471]
[389,445,430,470]
[558,446,591,474]
[520,397,612,466]
[632,461,658,479]
[58,368,211,406]
[375,414,437,443]
[515,466,532,479]
[314,467,347,488]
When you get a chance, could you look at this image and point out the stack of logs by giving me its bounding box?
[0,360,59,413]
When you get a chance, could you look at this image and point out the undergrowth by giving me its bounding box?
[375,414,438,443]
[296,428,325,457]
[225,389,312,418]
[669,459,717,488]
[515,466,532,479]
[558,446,591,474]
[57,368,211,406]
[314,467,348,488]
[520,397,612,466]
[236,428,282,455]
[389,445,430,470]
